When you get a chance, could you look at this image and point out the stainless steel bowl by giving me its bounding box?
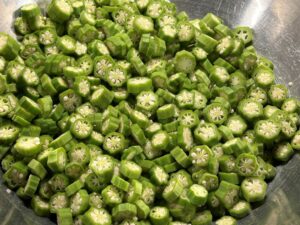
[0,0,300,224]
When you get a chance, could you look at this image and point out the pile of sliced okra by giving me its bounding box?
[0,0,300,224]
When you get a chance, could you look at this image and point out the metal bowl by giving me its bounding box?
[0,0,300,224]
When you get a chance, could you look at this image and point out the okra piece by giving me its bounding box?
[149,206,170,225]
[49,192,69,213]
[174,50,196,74]
[241,177,267,202]
[191,210,213,225]
[82,207,112,225]
[47,147,67,173]
[24,174,40,197]
[57,208,73,225]
[31,195,50,217]
[162,179,184,203]
[228,200,251,219]
[215,216,237,225]
[0,32,21,60]
[89,155,114,183]
[120,160,142,179]
[47,0,73,23]
[215,181,240,209]
[112,203,137,221]
[187,184,208,206]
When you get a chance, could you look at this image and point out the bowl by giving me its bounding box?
[0,0,300,224]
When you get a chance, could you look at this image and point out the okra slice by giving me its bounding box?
[76,24,99,43]
[136,90,159,114]
[226,114,247,137]
[150,165,169,186]
[149,206,170,225]
[273,142,294,162]
[102,185,124,207]
[241,177,267,202]
[112,203,137,222]
[238,50,257,74]
[24,174,40,197]
[236,153,258,177]
[120,160,142,179]
[0,153,14,171]
[47,0,73,23]
[49,192,69,213]
[89,155,114,183]
[216,36,234,57]
[31,195,50,217]
[0,32,21,60]
[70,118,93,139]
[196,33,218,53]
[228,200,251,219]
[103,132,125,155]
[70,189,89,216]
[187,184,208,206]
[254,119,281,143]
[178,110,199,128]
[68,143,90,165]
[47,147,67,173]
[130,123,147,146]
[190,145,212,167]
[82,207,112,225]
[105,65,127,87]
[280,116,297,139]
[90,85,114,110]
[0,123,20,144]
[233,26,253,45]
[84,172,104,193]
[3,161,29,189]
[38,180,53,199]
[204,103,229,125]
[237,98,263,121]
[291,130,300,150]
[215,181,240,209]
[209,65,230,87]
[57,208,73,225]
[14,136,42,156]
[174,50,196,74]
[253,67,275,88]
[65,180,84,197]
[123,179,141,202]
[281,97,299,113]
[146,0,164,19]
[14,17,30,35]
[268,84,288,107]
[191,210,213,225]
[151,130,169,151]
[215,216,237,225]
[170,146,191,168]
[135,199,150,220]
[127,76,153,95]
[177,21,195,43]
[133,15,154,33]
[158,24,177,43]
[162,179,184,203]
[0,96,12,117]
[140,179,156,205]
[194,122,221,147]
[56,35,76,54]
[28,159,47,179]
[89,192,105,209]
[130,109,150,129]
[65,162,84,180]
[247,86,268,105]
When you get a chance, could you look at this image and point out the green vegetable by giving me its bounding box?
[0,1,298,224]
